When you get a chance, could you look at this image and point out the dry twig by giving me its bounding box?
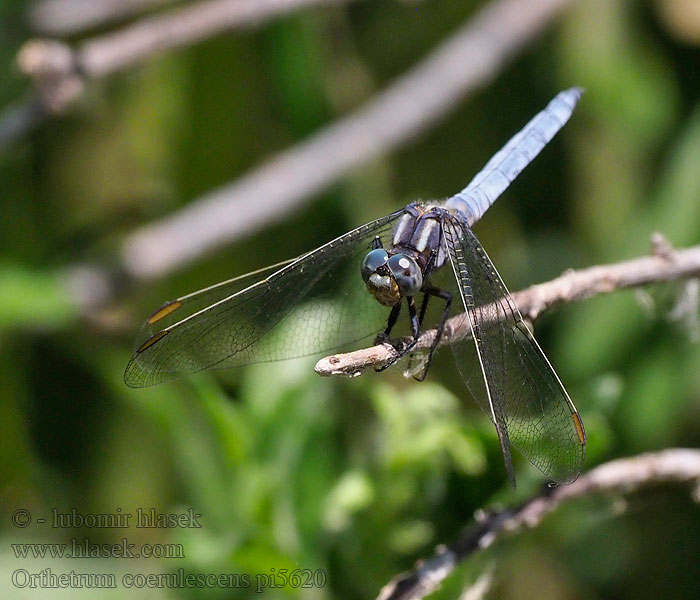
[75,0,351,77]
[377,448,700,600]
[30,0,173,35]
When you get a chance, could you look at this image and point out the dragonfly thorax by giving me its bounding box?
[392,204,451,271]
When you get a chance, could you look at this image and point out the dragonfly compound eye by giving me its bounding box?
[361,248,389,283]
[388,254,423,296]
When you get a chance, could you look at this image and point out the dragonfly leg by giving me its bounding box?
[405,247,448,380]
[415,246,441,328]
[371,235,383,250]
[418,290,431,327]
[407,295,420,341]
[375,296,419,372]
[376,303,401,340]
[412,286,451,382]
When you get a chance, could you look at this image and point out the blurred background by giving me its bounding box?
[1,0,700,598]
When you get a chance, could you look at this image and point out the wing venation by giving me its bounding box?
[442,213,585,484]
[125,211,404,387]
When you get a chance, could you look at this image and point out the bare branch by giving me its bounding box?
[29,0,173,36]
[2,0,356,147]
[377,448,700,600]
[22,0,353,82]
[77,0,351,77]
[120,0,575,279]
[17,39,85,114]
[315,236,700,376]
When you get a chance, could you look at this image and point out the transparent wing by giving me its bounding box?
[441,213,586,484]
[125,210,404,387]
[445,88,582,225]
[132,258,299,351]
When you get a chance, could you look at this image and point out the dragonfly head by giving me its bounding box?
[361,249,423,307]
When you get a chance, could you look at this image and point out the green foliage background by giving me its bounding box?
[1,0,700,598]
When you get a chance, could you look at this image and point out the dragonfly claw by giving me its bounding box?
[373,335,417,372]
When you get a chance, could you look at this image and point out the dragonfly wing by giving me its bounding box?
[441,213,586,484]
[125,210,404,387]
[133,257,299,351]
[446,88,582,225]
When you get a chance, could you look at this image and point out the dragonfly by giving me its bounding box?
[125,88,586,485]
